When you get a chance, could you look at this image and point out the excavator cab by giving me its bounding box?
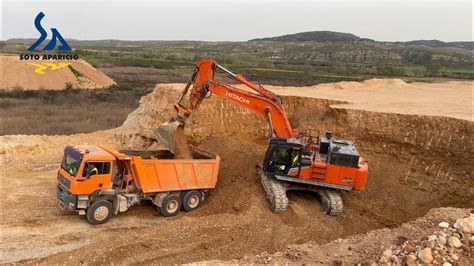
[262,138,304,176]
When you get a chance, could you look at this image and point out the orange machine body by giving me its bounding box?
[58,145,220,196]
[174,59,368,194]
[288,155,368,191]
[56,145,220,219]
[58,145,115,195]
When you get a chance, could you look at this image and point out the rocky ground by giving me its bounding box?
[206,208,473,264]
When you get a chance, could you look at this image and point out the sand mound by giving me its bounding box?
[0,54,116,90]
[266,79,473,121]
[115,84,179,149]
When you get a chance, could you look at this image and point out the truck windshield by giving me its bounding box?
[61,146,83,177]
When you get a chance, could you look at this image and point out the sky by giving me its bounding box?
[1,0,472,42]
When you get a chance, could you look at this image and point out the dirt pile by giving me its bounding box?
[377,214,473,264]
[0,54,116,90]
[115,84,179,149]
[208,208,472,264]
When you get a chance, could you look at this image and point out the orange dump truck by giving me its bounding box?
[56,145,220,224]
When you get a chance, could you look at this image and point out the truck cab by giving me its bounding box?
[56,146,116,218]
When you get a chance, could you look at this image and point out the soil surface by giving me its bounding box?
[1,79,472,264]
[162,79,473,120]
[204,208,473,265]
[0,54,116,90]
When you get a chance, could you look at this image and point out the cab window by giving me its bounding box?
[82,162,111,177]
[270,147,290,163]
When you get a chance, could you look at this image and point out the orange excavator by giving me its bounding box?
[157,59,368,215]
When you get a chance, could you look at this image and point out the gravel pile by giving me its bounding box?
[379,214,473,265]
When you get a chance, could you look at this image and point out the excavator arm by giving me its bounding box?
[157,60,296,151]
[188,79,295,138]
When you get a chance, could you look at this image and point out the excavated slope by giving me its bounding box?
[117,84,472,210]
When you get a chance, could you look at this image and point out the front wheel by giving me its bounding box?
[86,200,113,225]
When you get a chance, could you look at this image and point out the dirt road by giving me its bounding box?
[1,79,472,264]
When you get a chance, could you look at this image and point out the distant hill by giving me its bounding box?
[250,31,473,50]
[250,31,373,43]
[5,31,472,50]
[394,40,473,50]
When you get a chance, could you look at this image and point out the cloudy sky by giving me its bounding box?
[1,0,472,42]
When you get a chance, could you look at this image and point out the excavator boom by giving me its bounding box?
[157,60,296,150]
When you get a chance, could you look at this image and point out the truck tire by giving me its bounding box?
[159,195,181,217]
[182,190,202,212]
[86,200,113,225]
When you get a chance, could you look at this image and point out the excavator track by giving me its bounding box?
[258,166,343,215]
[319,189,343,216]
[259,169,289,212]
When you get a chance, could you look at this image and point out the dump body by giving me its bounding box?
[120,148,220,193]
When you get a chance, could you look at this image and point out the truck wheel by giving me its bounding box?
[182,190,202,212]
[86,200,113,225]
[159,195,181,217]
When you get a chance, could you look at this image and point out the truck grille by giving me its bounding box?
[59,174,71,189]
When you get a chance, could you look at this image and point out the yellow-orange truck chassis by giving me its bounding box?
[56,145,220,224]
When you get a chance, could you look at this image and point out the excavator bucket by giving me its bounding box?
[156,120,182,153]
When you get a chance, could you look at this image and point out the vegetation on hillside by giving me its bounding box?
[0,86,151,135]
[1,31,472,87]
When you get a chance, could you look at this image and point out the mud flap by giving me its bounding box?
[115,194,128,214]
